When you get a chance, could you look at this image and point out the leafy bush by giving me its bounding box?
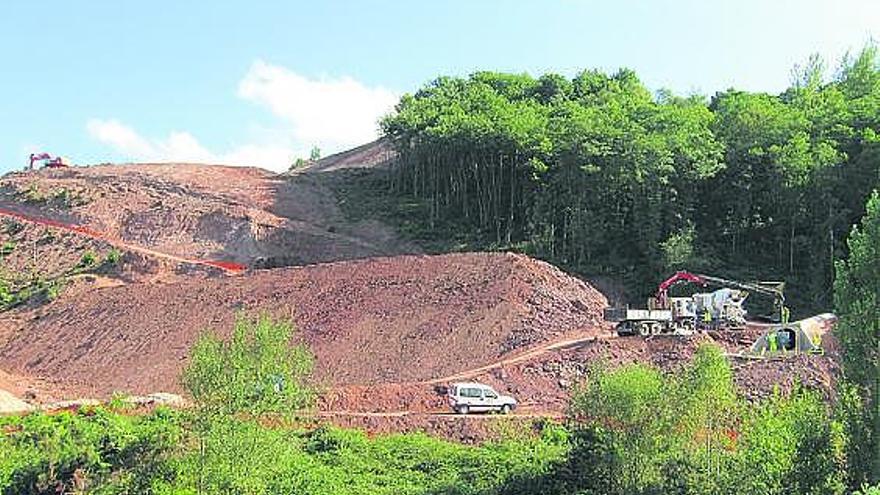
[182,313,316,417]
[103,248,122,266]
[43,278,65,301]
[0,279,12,307]
[78,250,97,268]
[21,183,44,203]
[857,484,880,495]
[561,344,847,495]
[0,407,181,494]
[158,420,567,495]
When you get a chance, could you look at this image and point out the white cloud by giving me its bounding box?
[87,118,289,168]
[86,61,398,171]
[86,119,156,158]
[238,60,398,151]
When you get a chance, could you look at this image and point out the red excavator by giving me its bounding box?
[27,153,69,170]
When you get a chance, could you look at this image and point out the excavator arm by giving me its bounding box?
[654,270,786,321]
[654,271,708,307]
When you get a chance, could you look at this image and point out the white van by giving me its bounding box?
[448,382,517,414]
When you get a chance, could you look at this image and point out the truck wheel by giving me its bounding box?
[638,323,651,337]
[500,404,511,415]
[457,405,469,415]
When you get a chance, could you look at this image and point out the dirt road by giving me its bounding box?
[424,332,615,385]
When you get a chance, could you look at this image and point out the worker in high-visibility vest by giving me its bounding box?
[810,332,824,355]
[702,308,712,329]
[767,331,778,353]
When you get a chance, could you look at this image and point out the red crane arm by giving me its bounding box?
[654,271,708,306]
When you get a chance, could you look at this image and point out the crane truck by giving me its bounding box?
[605,271,786,336]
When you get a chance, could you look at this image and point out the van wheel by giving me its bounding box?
[456,405,469,415]
[500,404,511,415]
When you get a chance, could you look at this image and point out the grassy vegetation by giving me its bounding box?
[0,243,121,311]
[0,408,567,495]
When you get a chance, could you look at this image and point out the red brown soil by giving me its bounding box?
[0,252,607,400]
[0,159,415,272]
[318,329,839,419]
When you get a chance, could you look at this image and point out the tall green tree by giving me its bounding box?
[834,191,880,483]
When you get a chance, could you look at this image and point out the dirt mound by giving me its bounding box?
[0,162,415,272]
[0,252,607,398]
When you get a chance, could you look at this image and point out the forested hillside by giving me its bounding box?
[379,45,880,314]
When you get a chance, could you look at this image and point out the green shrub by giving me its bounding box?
[0,279,12,307]
[562,344,847,495]
[21,183,44,203]
[157,419,566,495]
[0,242,14,256]
[0,407,181,494]
[78,250,97,268]
[52,187,71,205]
[182,313,316,418]
[857,484,880,495]
[103,248,122,266]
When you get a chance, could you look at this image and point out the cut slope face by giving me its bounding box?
[0,253,608,397]
[297,138,395,173]
[0,162,415,272]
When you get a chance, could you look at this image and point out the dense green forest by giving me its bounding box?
[379,45,880,315]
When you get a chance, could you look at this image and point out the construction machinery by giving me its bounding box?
[27,153,69,171]
[605,271,786,336]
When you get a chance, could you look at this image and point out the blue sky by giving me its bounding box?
[1,1,877,173]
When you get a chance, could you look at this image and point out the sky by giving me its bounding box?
[0,1,877,173]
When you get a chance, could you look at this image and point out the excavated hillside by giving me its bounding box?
[0,252,608,398]
[0,154,412,273]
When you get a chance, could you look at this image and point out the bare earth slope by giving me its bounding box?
[0,160,414,271]
[0,253,607,397]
